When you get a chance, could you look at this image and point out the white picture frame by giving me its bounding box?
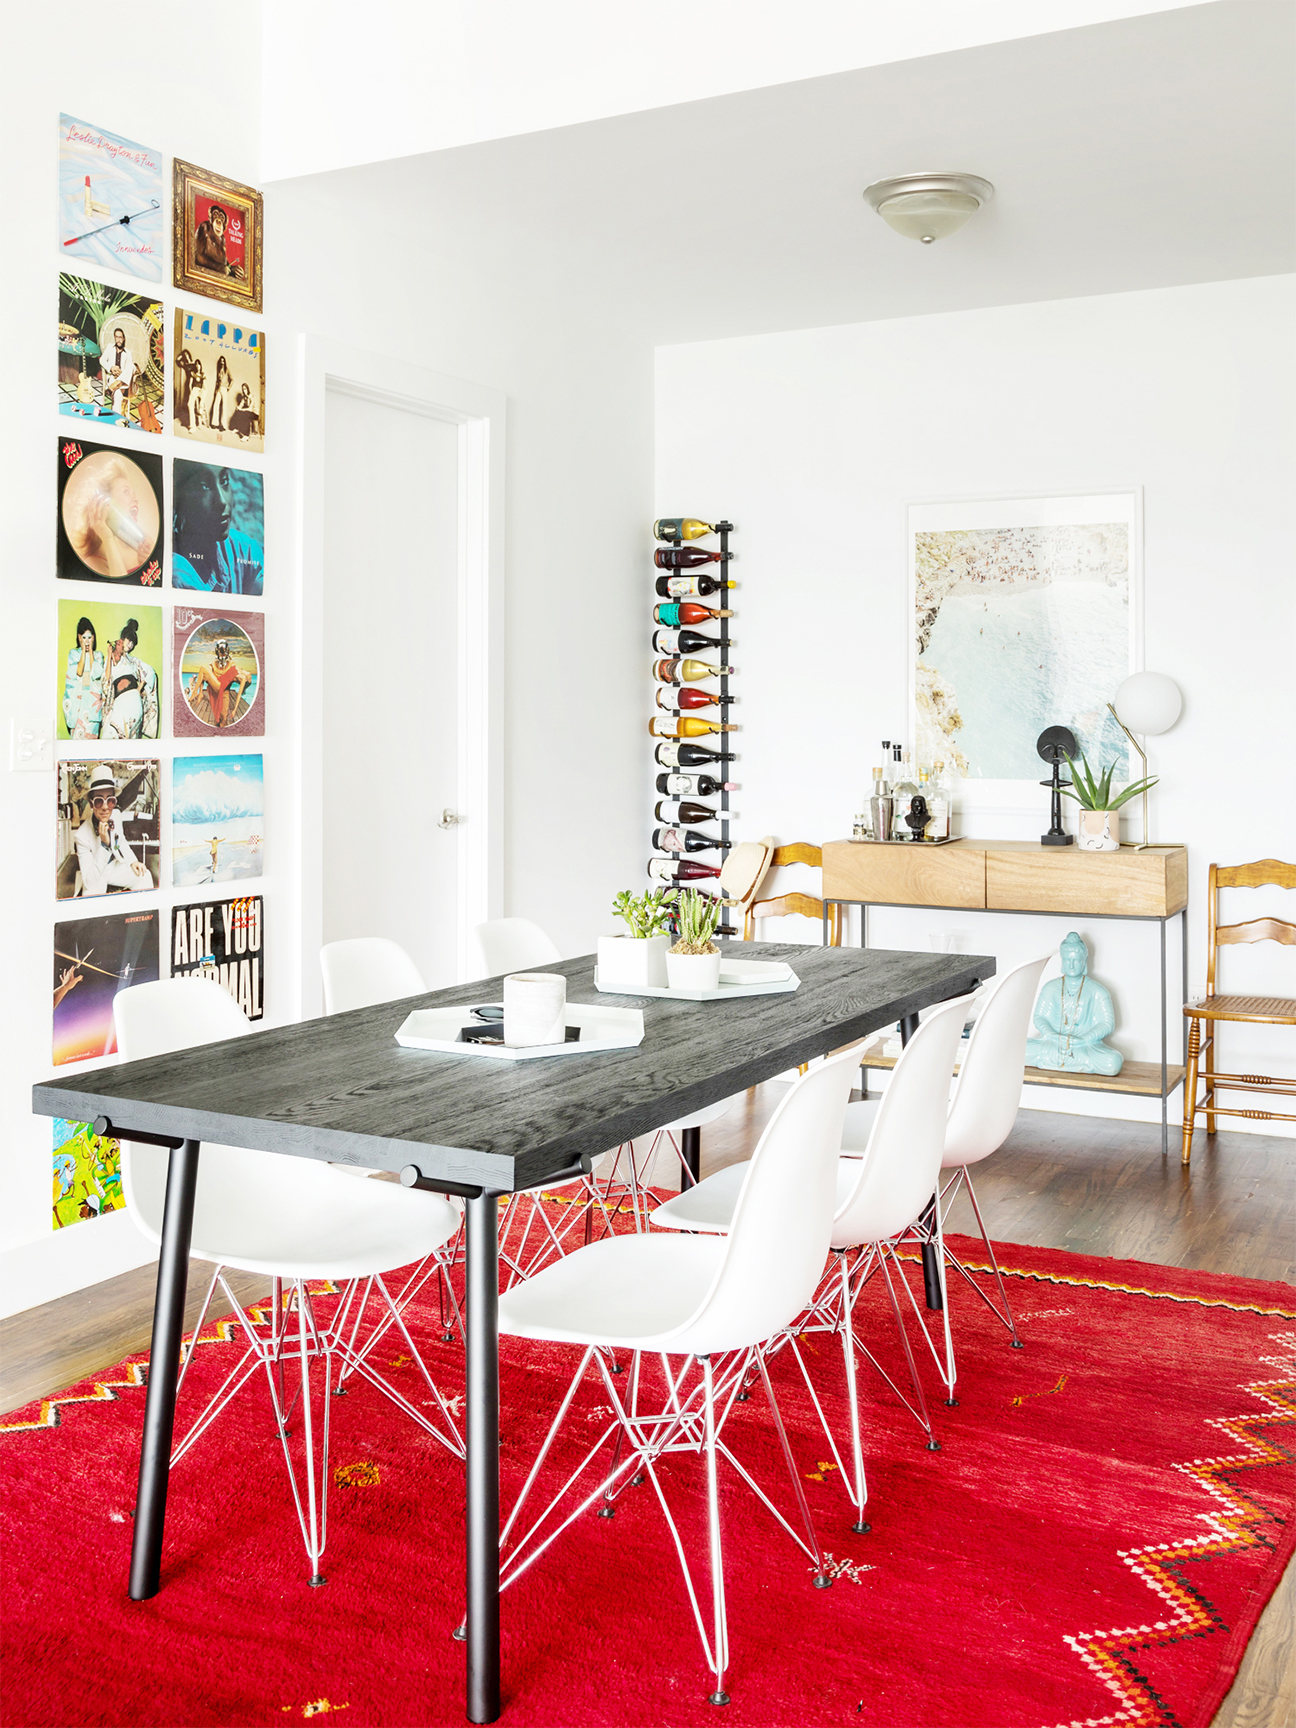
[906,488,1143,828]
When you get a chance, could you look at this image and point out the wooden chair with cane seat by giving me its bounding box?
[1181,859,1296,1166]
[742,843,842,946]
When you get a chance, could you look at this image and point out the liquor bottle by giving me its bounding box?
[655,685,735,713]
[869,766,894,842]
[654,798,727,826]
[647,858,723,883]
[653,657,737,684]
[653,602,734,627]
[651,826,733,854]
[653,740,734,769]
[928,760,951,840]
[648,716,737,740]
[654,546,732,569]
[656,770,738,798]
[654,573,735,600]
[652,627,729,657]
[891,750,919,839]
[654,518,714,541]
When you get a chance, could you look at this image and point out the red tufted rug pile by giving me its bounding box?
[2,1234,1292,1728]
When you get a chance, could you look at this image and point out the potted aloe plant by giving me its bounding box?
[598,887,676,988]
[666,888,724,993]
[1063,750,1158,851]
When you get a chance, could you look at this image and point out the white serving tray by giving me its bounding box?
[594,958,800,1003]
[394,1002,644,1061]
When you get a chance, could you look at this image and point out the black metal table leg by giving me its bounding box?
[679,1125,701,1190]
[466,1190,501,1724]
[129,1137,201,1600]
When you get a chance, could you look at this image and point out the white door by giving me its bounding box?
[322,386,460,988]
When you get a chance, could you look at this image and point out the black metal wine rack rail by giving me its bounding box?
[650,518,734,937]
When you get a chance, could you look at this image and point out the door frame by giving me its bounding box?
[295,336,505,1010]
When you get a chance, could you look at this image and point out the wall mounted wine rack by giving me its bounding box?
[648,517,735,936]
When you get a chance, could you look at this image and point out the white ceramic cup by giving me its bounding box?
[503,972,567,1047]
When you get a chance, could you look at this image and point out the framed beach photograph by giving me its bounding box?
[173,308,265,452]
[172,158,262,312]
[908,491,1141,817]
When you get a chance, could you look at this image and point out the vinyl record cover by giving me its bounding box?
[53,908,160,1066]
[172,158,262,313]
[57,598,163,742]
[57,758,161,899]
[58,275,164,434]
[173,308,264,452]
[58,114,164,283]
[173,607,263,737]
[52,1119,124,1229]
[57,436,163,586]
[171,895,264,1021]
[172,754,263,886]
[172,459,264,596]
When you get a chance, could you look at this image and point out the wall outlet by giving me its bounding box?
[10,717,54,772]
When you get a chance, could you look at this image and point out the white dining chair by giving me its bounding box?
[114,977,465,1585]
[320,936,426,1014]
[468,916,561,979]
[493,1042,863,1704]
[650,993,972,1526]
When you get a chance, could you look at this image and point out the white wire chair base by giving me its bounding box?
[491,1341,833,1704]
[169,1269,465,1582]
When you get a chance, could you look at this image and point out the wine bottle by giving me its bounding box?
[647,858,722,883]
[654,518,713,541]
[651,826,732,855]
[652,627,730,657]
[649,716,737,739]
[653,657,737,684]
[653,602,734,627]
[656,770,738,797]
[654,574,735,600]
[655,685,735,713]
[654,546,731,570]
[653,741,735,769]
[654,798,726,826]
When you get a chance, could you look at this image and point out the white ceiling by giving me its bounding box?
[278,0,1294,344]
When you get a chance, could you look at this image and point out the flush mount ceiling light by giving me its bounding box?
[863,173,995,244]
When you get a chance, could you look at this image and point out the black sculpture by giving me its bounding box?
[905,794,930,840]
[1037,726,1078,847]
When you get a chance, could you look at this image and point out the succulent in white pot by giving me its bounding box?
[665,888,724,992]
[597,887,676,989]
[1063,750,1158,852]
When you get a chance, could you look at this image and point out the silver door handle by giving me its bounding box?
[438,808,463,830]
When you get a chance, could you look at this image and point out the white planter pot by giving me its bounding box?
[597,933,670,989]
[666,948,722,993]
[1077,810,1119,851]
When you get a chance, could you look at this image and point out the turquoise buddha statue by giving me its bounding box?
[1025,931,1124,1076]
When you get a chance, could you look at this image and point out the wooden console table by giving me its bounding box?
[822,840,1189,1153]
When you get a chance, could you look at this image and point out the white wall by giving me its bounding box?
[259,0,1215,179]
[0,3,263,1312]
[655,276,1296,1129]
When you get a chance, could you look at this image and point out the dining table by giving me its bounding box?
[31,938,993,1723]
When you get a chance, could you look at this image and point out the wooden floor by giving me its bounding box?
[3,1100,1292,1727]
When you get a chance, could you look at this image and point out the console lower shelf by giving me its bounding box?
[856,1039,1186,1100]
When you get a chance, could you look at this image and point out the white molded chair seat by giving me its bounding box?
[494,1044,864,1703]
[321,936,426,1015]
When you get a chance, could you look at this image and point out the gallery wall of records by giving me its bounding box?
[50,116,268,1233]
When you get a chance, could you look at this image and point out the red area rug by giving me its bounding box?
[2,1234,1292,1728]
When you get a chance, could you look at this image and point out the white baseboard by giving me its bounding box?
[0,1210,156,1321]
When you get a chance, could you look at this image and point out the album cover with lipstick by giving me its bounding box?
[172,605,264,738]
[56,436,163,587]
[53,908,160,1067]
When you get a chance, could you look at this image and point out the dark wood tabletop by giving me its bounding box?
[31,942,993,1192]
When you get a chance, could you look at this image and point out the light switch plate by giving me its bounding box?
[10,717,54,772]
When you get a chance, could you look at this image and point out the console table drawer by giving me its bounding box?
[985,845,1187,918]
[821,840,985,908]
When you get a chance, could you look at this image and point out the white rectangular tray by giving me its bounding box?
[394,1002,644,1061]
[594,959,800,1003]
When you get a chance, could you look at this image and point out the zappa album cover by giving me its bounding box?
[171,894,264,1021]
[173,308,264,452]
[57,436,163,586]
[173,606,264,738]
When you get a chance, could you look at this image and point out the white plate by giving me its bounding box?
[394,1002,644,1060]
[594,963,800,1003]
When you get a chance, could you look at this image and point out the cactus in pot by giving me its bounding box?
[670,890,723,957]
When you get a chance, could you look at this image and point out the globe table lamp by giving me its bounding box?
[1108,672,1183,849]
